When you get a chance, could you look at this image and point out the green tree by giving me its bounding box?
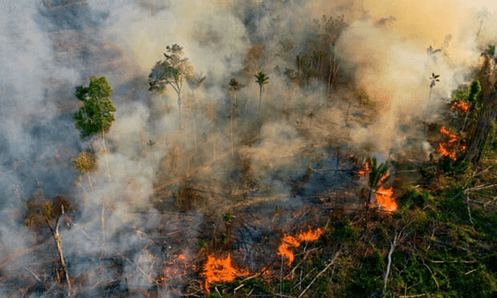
[74,76,116,139]
[149,44,194,131]
[73,76,115,247]
[366,157,390,208]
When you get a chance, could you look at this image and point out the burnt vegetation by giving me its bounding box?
[2,1,497,297]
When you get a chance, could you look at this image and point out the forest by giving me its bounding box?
[1,0,497,297]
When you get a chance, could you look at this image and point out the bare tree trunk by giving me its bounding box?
[101,126,112,248]
[178,92,183,132]
[383,232,399,297]
[258,85,263,138]
[345,101,352,125]
[87,173,95,193]
[45,207,71,297]
[231,105,234,157]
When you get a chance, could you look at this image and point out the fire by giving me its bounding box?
[202,254,248,293]
[357,161,370,177]
[374,173,398,213]
[375,186,397,213]
[160,253,189,282]
[277,228,324,266]
[437,126,466,160]
[451,101,470,114]
[278,235,301,265]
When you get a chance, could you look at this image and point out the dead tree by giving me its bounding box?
[45,206,71,296]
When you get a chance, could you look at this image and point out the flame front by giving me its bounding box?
[437,126,466,160]
[277,228,324,266]
[202,254,248,293]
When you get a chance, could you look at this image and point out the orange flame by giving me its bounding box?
[277,228,324,266]
[357,161,370,177]
[374,173,397,213]
[161,253,189,282]
[375,186,397,213]
[451,101,470,114]
[437,126,465,160]
[202,254,248,293]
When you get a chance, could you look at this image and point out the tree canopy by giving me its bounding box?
[73,76,116,139]
[148,44,194,95]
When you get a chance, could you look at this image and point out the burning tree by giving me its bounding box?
[366,157,390,209]
[149,44,195,131]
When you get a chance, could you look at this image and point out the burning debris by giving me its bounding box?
[437,126,466,160]
[202,253,248,294]
[277,227,324,266]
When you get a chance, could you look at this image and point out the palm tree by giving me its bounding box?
[229,78,245,156]
[425,73,440,122]
[255,72,269,136]
[366,157,390,209]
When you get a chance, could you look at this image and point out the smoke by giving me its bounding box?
[1,0,496,295]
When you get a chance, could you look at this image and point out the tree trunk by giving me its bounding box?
[45,210,71,296]
[178,92,183,132]
[231,103,234,157]
[258,85,263,138]
[465,92,497,164]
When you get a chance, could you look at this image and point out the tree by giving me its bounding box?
[187,75,206,153]
[425,73,440,122]
[460,80,481,135]
[476,8,491,38]
[149,44,194,131]
[74,76,116,139]
[255,71,269,136]
[366,157,390,209]
[73,76,115,246]
[45,205,72,296]
[229,78,245,156]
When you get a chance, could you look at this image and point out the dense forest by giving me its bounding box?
[1,0,497,297]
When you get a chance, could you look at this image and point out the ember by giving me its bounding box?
[277,228,324,266]
[437,126,466,160]
[161,254,189,282]
[202,254,248,293]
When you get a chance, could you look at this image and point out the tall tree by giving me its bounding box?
[73,76,115,247]
[229,78,245,156]
[74,76,116,139]
[255,71,269,136]
[186,75,206,153]
[149,44,194,131]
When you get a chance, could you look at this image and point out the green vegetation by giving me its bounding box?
[73,76,116,139]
